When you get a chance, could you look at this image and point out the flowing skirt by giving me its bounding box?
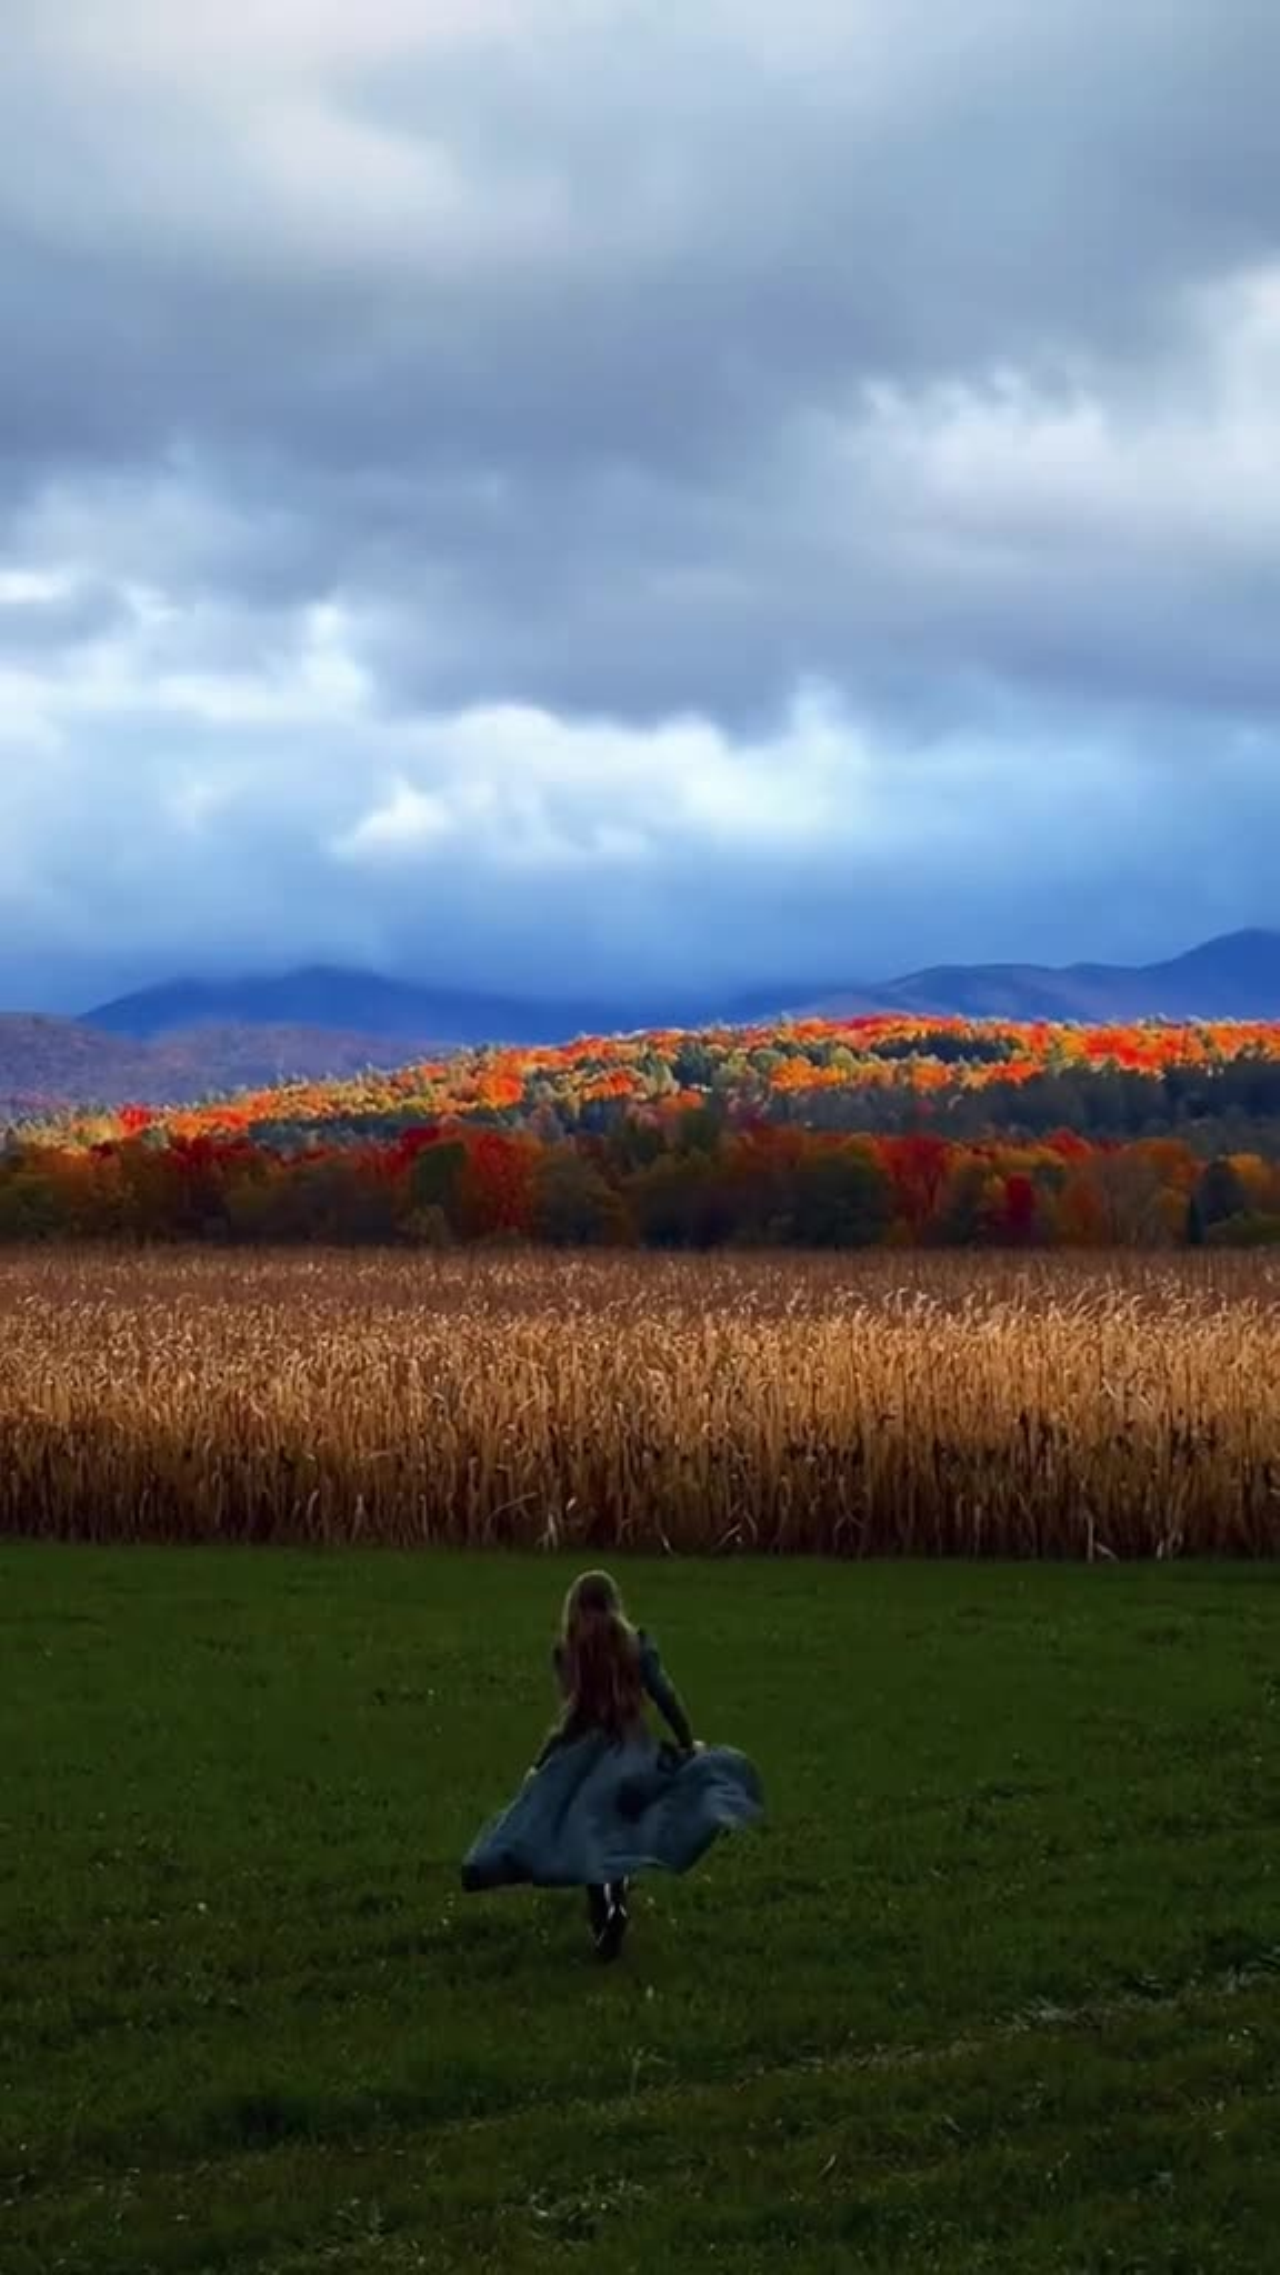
[461,1733,763,1892]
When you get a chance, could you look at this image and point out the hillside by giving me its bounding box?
[0,1018,162,1121]
[0,1017,445,1118]
[15,1005,1280,1148]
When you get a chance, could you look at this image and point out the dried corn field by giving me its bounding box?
[2,1248,1280,1556]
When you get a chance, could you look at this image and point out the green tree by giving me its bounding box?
[532,1150,620,1245]
[409,1140,467,1226]
[782,1144,893,1248]
[630,1152,734,1248]
[1187,1156,1248,1246]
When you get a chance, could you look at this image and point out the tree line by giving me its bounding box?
[19,1014,1280,1161]
[2,1120,1277,1249]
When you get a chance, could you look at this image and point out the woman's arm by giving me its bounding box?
[525,1645,572,1776]
[640,1639,696,1751]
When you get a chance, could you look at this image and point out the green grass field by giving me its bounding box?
[3,1550,1279,2273]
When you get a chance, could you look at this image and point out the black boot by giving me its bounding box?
[586,1885,609,1940]
[595,1879,630,1963]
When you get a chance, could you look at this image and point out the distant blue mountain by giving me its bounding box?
[846,928,1280,1023]
[83,967,639,1048]
[82,931,1280,1047]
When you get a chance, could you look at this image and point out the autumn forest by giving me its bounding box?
[4,1014,1280,1247]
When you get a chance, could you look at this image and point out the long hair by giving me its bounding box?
[553,1569,644,1743]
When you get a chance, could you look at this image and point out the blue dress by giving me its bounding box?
[461,1633,763,1892]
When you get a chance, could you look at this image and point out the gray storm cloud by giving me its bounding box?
[0,1,1278,1010]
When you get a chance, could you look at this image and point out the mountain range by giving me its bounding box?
[791,928,1280,1024]
[1,930,1278,1116]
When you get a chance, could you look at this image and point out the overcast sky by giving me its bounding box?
[1,1,1277,1012]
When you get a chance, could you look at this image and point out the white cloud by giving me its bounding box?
[2,0,1279,1004]
[336,776,456,860]
[0,567,77,604]
[831,264,1280,562]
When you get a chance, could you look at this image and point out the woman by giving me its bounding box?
[461,1570,764,1960]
